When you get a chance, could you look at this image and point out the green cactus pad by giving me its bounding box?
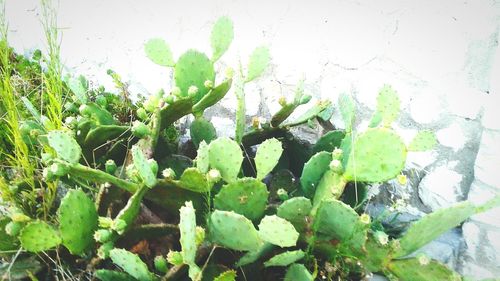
[179,201,202,280]
[313,199,367,251]
[376,85,400,127]
[264,250,305,267]
[214,178,268,221]
[408,130,437,152]
[20,221,61,252]
[109,249,156,281]
[255,138,283,180]
[235,243,274,267]
[312,130,346,154]
[131,146,157,188]
[0,218,18,251]
[388,258,461,281]
[192,78,232,114]
[277,197,312,233]
[174,49,215,102]
[58,189,98,255]
[144,38,174,67]
[284,264,313,281]
[245,46,270,82]
[208,137,243,183]
[114,186,149,234]
[210,17,234,62]
[84,125,130,151]
[214,270,237,281]
[196,141,210,173]
[311,170,347,212]
[339,93,356,132]
[68,76,88,104]
[344,128,407,183]
[95,269,137,281]
[209,210,263,251]
[47,130,82,164]
[178,168,209,193]
[284,100,332,127]
[257,215,299,247]
[190,118,217,148]
[394,201,475,258]
[79,103,116,125]
[300,151,332,198]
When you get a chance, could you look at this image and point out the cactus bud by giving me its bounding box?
[329,159,343,173]
[50,162,69,177]
[373,231,389,245]
[98,216,114,228]
[397,174,407,185]
[148,159,158,175]
[97,241,114,259]
[143,95,160,112]
[207,169,221,183]
[252,116,261,129]
[204,80,214,89]
[112,219,127,234]
[277,188,289,201]
[167,250,183,266]
[188,85,199,97]
[225,67,234,79]
[299,94,312,105]
[43,167,56,181]
[154,256,168,273]
[332,148,343,160]
[132,120,151,138]
[105,159,117,174]
[164,95,175,104]
[195,226,205,247]
[162,168,176,179]
[359,213,371,224]
[64,116,77,128]
[136,108,148,120]
[94,229,113,243]
[171,86,181,97]
[417,253,430,265]
[278,96,287,107]
[95,95,107,108]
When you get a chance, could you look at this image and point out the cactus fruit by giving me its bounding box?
[58,189,98,255]
[210,17,234,62]
[277,197,312,233]
[154,256,168,274]
[209,210,263,251]
[408,130,437,152]
[132,120,151,138]
[95,269,137,281]
[179,201,202,280]
[284,264,313,281]
[312,130,346,154]
[300,151,332,198]
[178,168,209,193]
[131,145,157,188]
[167,250,184,266]
[376,85,400,127]
[208,137,243,183]
[144,38,174,67]
[47,130,82,164]
[254,138,283,180]
[257,215,299,247]
[195,141,210,173]
[394,201,475,258]
[338,93,356,133]
[190,118,217,148]
[19,221,61,252]
[109,248,156,281]
[343,128,407,183]
[387,258,461,281]
[264,250,305,267]
[214,270,237,281]
[245,46,270,82]
[214,178,269,221]
[105,159,117,174]
[174,50,215,102]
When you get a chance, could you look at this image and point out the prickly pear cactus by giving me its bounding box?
[312,170,347,212]
[58,189,98,255]
[276,197,312,233]
[387,258,461,281]
[0,218,18,251]
[179,201,201,280]
[192,78,232,115]
[208,137,243,183]
[178,167,209,193]
[245,46,270,82]
[144,38,174,67]
[210,17,234,62]
[284,264,313,281]
[257,215,299,247]
[312,130,346,154]
[375,85,400,127]
[264,250,305,267]
[408,130,437,152]
[343,128,407,182]
[195,141,210,173]
[209,210,263,251]
[174,50,215,102]
[109,248,156,281]
[95,269,137,281]
[300,151,332,198]
[19,221,61,252]
[214,270,237,281]
[47,130,82,164]
[190,118,217,148]
[214,178,269,221]
[338,93,355,132]
[131,145,157,188]
[254,138,283,180]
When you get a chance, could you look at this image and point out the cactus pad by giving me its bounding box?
[214,270,237,281]
[20,221,61,252]
[284,264,313,281]
[277,197,312,233]
[208,137,243,183]
[131,145,157,188]
[255,138,283,180]
[376,85,400,127]
[174,49,215,102]
[58,189,98,255]
[235,243,274,267]
[264,250,305,267]
[394,201,475,258]
[192,79,232,114]
[210,17,234,62]
[344,128,407,183]
[214,178,268,221]
[312,130,346,154]
[339,93,356,132]
[47,130,82,164]
[178,168,209,193]
[144,38,174,67]
[95,270,136,281]
[209,210,263,251]
[257,215,299,247]
[300,151,332,198]
[245,46,270,82]
[109,249,155,281]
[408,130,437,152]
[312,170,347,212]
[179,201,201,280]
[196,141,210,173]
[190,118,217,148]
[388,258,461,281]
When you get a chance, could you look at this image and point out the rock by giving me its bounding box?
[411,229,463,269]
[474,129,500,188]
[461,221,500,279]
[409,91,446,125]
[210,117,235,138]
[467,180,500,228]
[418,165,465,211]
[436,123,467,152]
[482,95,500,130]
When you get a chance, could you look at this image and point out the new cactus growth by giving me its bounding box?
[254,138,283,180]
[208,137,243,183]
[210,17,234,62]
[179,201,202,280]
[144,38,174,67]
[300,151,332,198]
[19,221,61,252]
[47,130,82,164]
[190,118,217,148]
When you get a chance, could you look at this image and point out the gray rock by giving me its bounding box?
[418,165,465,211]
[474,129,500,188]
[461,221,500,279]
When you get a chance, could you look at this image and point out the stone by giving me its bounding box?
[461,221,500,279]
[409,91,446,125]
[436,123,467,152]
[481,95,500,130]
[210,117,235,138]
[418,165,465,211]
[411,229,463,269]
[474,129,500,188]
[467,180,500,228]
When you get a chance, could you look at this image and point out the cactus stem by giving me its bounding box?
[67,163,138,193]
